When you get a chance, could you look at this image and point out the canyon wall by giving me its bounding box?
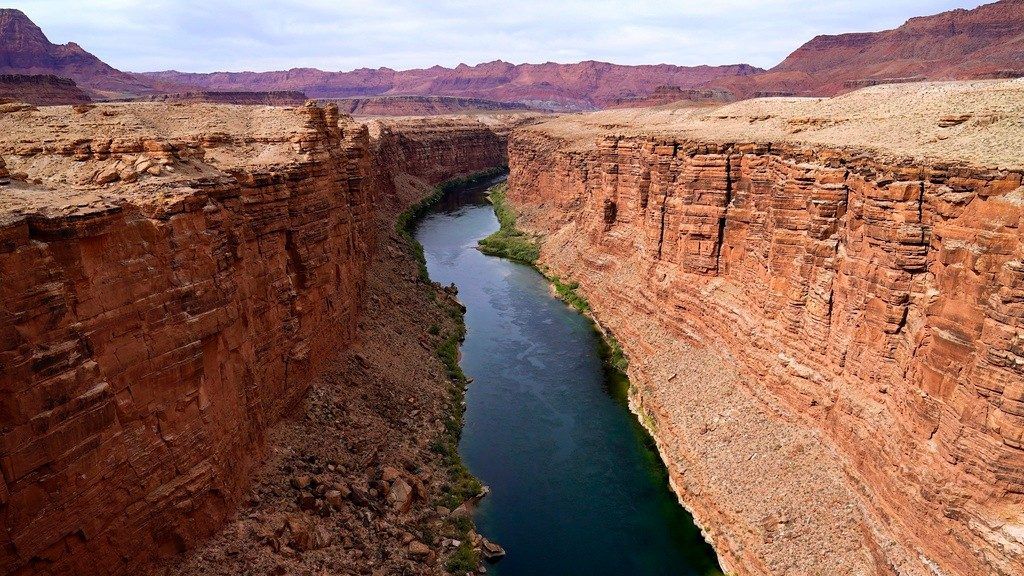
[0,74,91,105]
[368,115,521,206]
[0,103,514,575]
[505,83,1024,576]
[0,103,375,575]
[135,91,309,106]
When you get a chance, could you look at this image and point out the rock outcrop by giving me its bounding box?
[0,101,521,576]
[504,80,1024,576]
[0,74,90,105]
[0,102,377,575]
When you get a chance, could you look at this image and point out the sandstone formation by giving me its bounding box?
[366,114,532,194]
[135,91,309,106]
[504,79,1024,576]
[334,95,537,116]
[0,102,377,575]
[143,61,764,111]
[0,74,90,105]
[162,114,519,576]
[711,0,1024,98]
[0,100,519,575]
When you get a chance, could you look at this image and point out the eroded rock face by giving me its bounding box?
[0,74,91,105]
[368,115,532,210]
[0,103,376,575]
[505,95,1024,575]
[0,102,521,576]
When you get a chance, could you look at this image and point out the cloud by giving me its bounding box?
[17,0,987,72]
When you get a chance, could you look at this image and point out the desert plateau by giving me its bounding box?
[1,2,1023,576]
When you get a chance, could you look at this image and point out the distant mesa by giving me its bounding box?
[133,90,309,106]
[0,73,90,105]
[1,1,1024,109]
[328,95,543,116]
[710,0,1024,98]
[606,86,734,109]
[142,61,764,110]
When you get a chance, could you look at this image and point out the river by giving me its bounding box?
[414,176,722,576]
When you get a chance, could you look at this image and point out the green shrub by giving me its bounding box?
[477,182,540,264]
[446,541,479,574]
[549,275,591,313]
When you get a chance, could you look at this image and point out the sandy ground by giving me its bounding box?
[534,79,1024,169]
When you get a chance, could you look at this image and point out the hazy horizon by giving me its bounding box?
[16,0,989,74]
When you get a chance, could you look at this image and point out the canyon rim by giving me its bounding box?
[1,2,1024,576]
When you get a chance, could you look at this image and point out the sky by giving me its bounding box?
[18,0,989,73]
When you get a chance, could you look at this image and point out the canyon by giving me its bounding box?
[503,79,1024,576]
[4,78,1021,576]
[0,101,526,575]
[0,3,1023,576]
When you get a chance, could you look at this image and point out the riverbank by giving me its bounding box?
[479,182,644,421]
[473,182,724,576]
[397,168,511,573]
[500,86,1024,575]
[159,166,514,576]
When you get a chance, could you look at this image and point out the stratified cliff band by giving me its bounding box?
[0,102,519,575]
[504,80,1024,576]
[2,78,1023,576]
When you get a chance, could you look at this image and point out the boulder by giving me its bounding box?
[408,540,431,557]
[479,537,505,562]
[388,477,414,513]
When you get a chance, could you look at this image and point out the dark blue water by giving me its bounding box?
[414,179,722,576]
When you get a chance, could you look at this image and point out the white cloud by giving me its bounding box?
[19,0,987,72]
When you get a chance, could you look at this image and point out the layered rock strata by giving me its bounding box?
[163,114,517,576]
[0,74,91,105]
[0,103,516,575]
[0,102,376,575]
[367,115,530,201]
[505,80,1024,576]
[334,95,537,116]
[135,91,308,106]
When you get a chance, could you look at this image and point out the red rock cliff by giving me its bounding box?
[505,81,1024,576]
[0,103,375,575]
[0,102,517,575]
